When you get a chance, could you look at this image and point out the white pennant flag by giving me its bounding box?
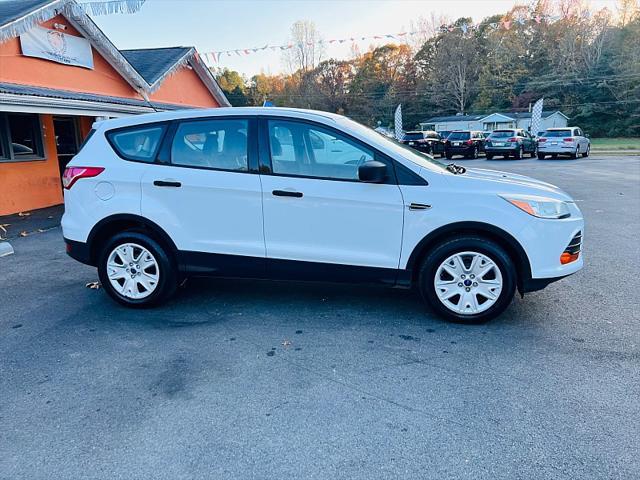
[530,98,544,137]
[394,104,404,141]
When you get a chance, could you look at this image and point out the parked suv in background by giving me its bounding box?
[538,127,590,159]
[401,131,445,157]
[62,107,584,323]
[485,129,538,159]
[445,131,485,159]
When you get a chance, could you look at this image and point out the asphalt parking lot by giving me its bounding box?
[1,154,639,480]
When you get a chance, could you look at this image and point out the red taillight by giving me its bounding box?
[563,137,574,142]
[62,166,104,190]
[466,139,473,145]
[507,137,517,142]
[538,138,547,143]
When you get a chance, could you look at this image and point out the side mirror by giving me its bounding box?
[585,133,590,138]
[358,160,387,183]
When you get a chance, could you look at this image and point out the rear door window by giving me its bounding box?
[171,118,248,171]
[107,124,166,162]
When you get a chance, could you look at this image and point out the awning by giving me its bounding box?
[0,82,193,117]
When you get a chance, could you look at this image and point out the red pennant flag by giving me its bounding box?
[503,20,511,30]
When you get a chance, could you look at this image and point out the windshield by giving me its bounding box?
[337,117,449,172]
[543,130,572,137]
[490,130,515,138]
[448,132,470,140]
[403,132,425,140]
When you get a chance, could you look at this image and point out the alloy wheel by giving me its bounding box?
[106,243,160,299]
[434,251,503,315]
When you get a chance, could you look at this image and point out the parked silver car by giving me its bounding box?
[537,127,590,159]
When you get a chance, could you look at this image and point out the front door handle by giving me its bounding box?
[154,180,182,188]
[408,203,431,211]
[272,190,303,198]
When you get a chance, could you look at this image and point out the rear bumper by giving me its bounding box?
[446,146,474,155]
[485,147,518,154]
[64,238,93,266]
[538,144,576,154]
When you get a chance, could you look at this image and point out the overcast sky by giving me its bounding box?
[93,0,621,77]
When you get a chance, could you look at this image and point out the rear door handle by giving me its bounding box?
[272,190,303,198]
[154,180,181,188]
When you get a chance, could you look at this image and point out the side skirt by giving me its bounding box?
[177,251,408,287]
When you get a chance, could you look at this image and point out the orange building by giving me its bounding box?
[0,0,229,216]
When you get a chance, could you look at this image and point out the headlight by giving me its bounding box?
[501,194,571,219]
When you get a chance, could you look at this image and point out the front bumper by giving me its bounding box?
[518,203,584,283]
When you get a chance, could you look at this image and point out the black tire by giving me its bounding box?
[486,153,494,160]
[445,152,453,160]
[570,147,578,159]
[537,153,546,160]
[581,145,590,158]
[514,146,523,159]
[97,231,177,308]
[531,146,537,158]
[418,236,517,324]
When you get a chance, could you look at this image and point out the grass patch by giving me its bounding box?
[590,138,639,150]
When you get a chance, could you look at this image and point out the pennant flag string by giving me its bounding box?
[198,9,588,64]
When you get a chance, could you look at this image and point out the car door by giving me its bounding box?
[140,116,265,271]
[259,117,404,276]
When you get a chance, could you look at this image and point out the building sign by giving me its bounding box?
[20,27,94,70]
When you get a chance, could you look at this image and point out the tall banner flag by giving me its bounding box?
[530,98,544,136]
[394,104,404,141]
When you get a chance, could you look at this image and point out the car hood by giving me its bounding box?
[458,167,573,201]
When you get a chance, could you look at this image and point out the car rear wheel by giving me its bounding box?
[445,152,453,160]
[486,153,494,160]
[537,153,546,159]
[514,146,523,159]
[98,231,177,308]
[581,145,590,158]
[571,147,579,159]
[418,236,517,323]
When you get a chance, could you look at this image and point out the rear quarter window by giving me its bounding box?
[107,124,166,162]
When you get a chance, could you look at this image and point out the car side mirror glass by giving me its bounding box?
[358,160,387,183]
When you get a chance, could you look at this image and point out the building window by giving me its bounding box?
[0,113,45,162]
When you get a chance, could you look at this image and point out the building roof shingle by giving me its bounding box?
[0,0,53,27]
[121,47,193,85]
[423,111,564,123]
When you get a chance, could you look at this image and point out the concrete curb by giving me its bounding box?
[0,241,14,257]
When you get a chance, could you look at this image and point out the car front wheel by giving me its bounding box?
[98,231,177,307]
[418,236,517,323]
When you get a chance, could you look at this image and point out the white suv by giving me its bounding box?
[538,127,591,159]
[62,108,584,323]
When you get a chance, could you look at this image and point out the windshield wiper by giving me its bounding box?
[446,163,466,174]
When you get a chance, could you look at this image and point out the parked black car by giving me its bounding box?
[401,131,445,157]
[484,129,537,159]
[444,131,485,159]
